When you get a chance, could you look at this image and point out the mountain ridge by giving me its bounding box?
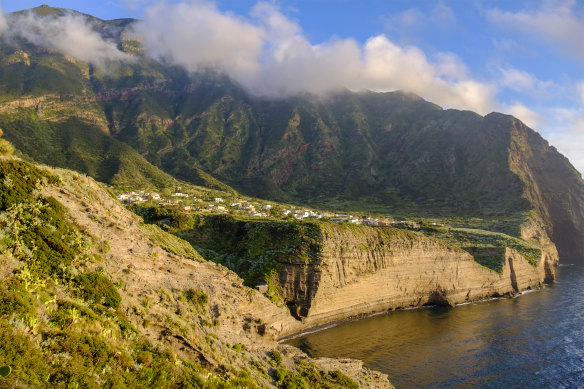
[0,6,583,260]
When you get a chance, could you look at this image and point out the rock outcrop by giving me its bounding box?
[275,224,558,336]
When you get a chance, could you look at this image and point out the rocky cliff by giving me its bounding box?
[179,215,558,337]
[505,114,584,260]
[277,223,557,334]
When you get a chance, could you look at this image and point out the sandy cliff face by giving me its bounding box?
[277,224,558,335]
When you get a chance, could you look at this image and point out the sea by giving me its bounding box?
[286,261,584,388]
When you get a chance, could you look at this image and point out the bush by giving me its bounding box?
[74,272,121,308]
[265,268,283,304]
[329,370,358,389]
[0,320,49,387]
[182,288,208,310]
[269,350,283,366]
[273,368,308,389]
[0,283,35,317]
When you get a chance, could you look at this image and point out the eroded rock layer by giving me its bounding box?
[275,224,558,336]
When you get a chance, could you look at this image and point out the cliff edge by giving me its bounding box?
[178,215,558,338]
[277,223,557,334]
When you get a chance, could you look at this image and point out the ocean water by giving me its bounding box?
[286,262,584,388]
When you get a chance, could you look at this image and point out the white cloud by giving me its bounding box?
[383,2,456,34]
[430,2,456,26]
[548,128,584,176]
[384,8,425,33]
[487,2,584,62]
[492,38,519,52]
[357,36,497,114]
[135,2,497,115]
[134,1,263,80]
[121,0,152,12]
[506,103,542,129]
[578,82,584,105]
[498,66,553,93]
[3,10,132,69]
[541,98,584,174]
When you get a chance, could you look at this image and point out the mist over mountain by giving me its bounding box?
[0,5,583,260]
[1,4,504,114]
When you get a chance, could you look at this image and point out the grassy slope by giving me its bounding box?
[0,144,367,388]
[105,82,532,217]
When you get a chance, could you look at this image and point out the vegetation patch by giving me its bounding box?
[273,361,359,389]
[420,225,541,272]
[0,282,35,317]
[181,288,209,311]
[0,158,308,388]
[466,247,506,273]
[139,223,203,261]
[74,272,121,309]
[137,210,323,288]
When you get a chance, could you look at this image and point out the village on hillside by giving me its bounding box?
[116,190,420,228]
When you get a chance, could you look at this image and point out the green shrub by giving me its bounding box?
[182,288,208,310]
[97,240,111,254]
[0,139,14,157]
[74,272,121,308]
[328,370,358,389]
[0,320,50,387]
[265,268,283,304]
[0,282,35,318]
[274,368,308,389]
[269,350,283,366]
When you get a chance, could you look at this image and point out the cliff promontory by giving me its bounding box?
[173,215,558,337]
[279,223,557,332]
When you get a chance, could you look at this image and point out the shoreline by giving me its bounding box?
[278,285,547,342]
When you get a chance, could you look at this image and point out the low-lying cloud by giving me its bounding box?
[0,1,552,133]
[134,1,499,115]
[136,1,263,81]
[0,1,524,119]
[1,9,132,70]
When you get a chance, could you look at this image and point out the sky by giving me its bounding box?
[0,0,583,174]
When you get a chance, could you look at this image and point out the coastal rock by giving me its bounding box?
[274,224,558,335]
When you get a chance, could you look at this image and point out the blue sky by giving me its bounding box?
[1,0,583,173]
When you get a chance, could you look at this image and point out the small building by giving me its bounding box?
[255,283,268,294]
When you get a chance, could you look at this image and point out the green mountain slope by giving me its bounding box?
[1,6,583,260]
